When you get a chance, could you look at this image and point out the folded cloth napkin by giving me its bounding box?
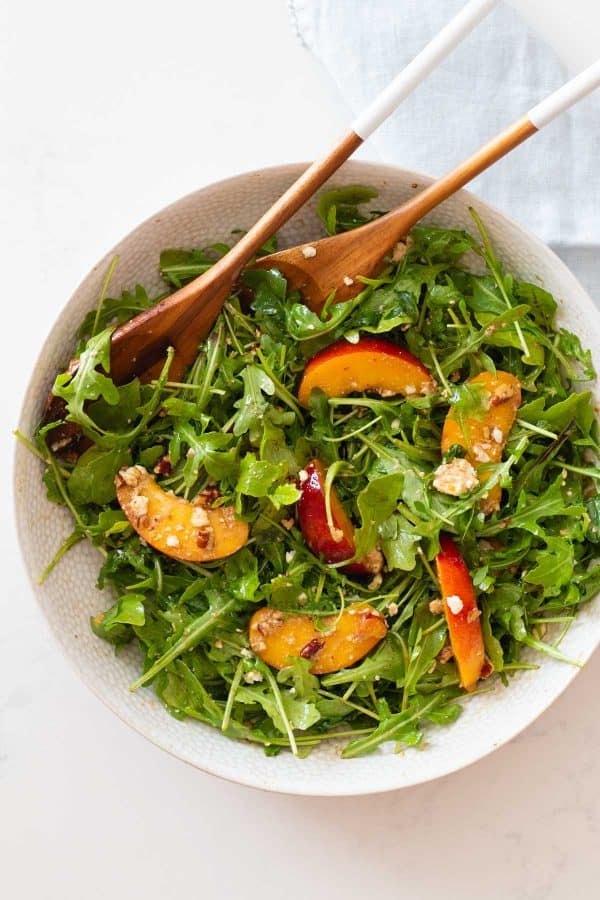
[288,0,599,249]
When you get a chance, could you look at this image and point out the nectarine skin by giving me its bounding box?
[441,370,521,514]
[248,603,387,674]
[436,534,485,692]
[297,460,380,576]
[297,336,436,407]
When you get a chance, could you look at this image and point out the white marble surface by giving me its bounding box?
[2,1,599,897]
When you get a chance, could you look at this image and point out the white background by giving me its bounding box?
[2,1,600,897]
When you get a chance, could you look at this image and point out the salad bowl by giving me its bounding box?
[14,160,600,795]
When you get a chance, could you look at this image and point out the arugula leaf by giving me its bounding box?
[379,515,420,571]
[103,593,146,629]
[525,537,574,596]
[353,473,405,558]
[53,329,119,434]
[160,244,229,288]
[316,184,380,235]
[236,682,321,733]
[237,454,286,498]
[77,285,156,344]
[68,446,131,506]
[233,365,275,437]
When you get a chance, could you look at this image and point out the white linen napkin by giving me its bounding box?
[288,0,599,249]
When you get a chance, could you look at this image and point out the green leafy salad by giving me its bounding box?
[28,186,600,758]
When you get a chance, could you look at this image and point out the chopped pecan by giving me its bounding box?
[153,455,172,476]
[300,638,325,659]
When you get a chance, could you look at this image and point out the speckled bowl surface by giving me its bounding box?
[14,161,600,795]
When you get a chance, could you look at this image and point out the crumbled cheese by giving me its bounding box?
[165,534,180,548]
[285,550,296,563]
[446,594,463,615]
[214,639,223,649]
[343,276,354,286]
[243,670,263,684]
[387,601,399,616]
[330,527,345,543]
[467,608,481,624]
[379,388,396,398]
[404,385,416,396]
[191,506,210,528]
[302,245,317,259]
[298,469,309,483]
[129,494,148,519]
[472,443,492,463]
[433,458,479,497]
[491,426,504,444]
[186,448,196,458]
[429,598,444,615]
[241,647,253,658]
[281,517,295,530]
[391,418,400,430]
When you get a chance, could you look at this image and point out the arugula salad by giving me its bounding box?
[30,186,600,758]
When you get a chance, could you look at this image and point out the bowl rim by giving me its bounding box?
[15,158,600,795]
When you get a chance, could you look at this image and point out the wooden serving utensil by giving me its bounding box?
[109,57,600,382]
[95,0,501,385]
[254,63,600,312]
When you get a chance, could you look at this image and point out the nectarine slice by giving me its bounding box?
[441,371,521,513]
[115,465,248,563]
[297,459,383,576]
[297,337,436,407]
[248,603,387,674]
[436,534,485,692]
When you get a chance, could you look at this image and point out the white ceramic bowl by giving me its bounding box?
[15,161,600,795]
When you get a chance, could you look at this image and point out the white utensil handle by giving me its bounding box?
[352,0,498,140]
[528,59,600,129]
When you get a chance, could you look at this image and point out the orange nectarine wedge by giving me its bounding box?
[297,337,436,407]
[297,459,383,576]
[436,534,484,692]
[248,603,387,674]
[115,465,248,563]
[441,371,521,513]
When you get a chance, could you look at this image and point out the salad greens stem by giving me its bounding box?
[221,660,245,733]
[130,599,237,691]
[341,693,445,759]
[91,255,119,338]
[258,661,299,757]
